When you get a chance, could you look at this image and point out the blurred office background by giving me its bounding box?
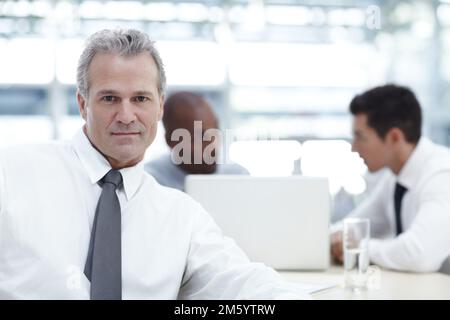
[1,0,449,220]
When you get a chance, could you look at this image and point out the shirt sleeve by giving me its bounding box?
[369,172,450,272]
[178,202,311,300]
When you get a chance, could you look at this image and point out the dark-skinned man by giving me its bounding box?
[145,91,248,191]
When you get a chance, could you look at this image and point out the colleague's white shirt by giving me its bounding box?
[0,129,308,299]
[335,137,450,272]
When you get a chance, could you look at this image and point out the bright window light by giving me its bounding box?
[443,59,450,82]
[0,19,14,34]
[228,5,246,24]
[411,20,434,39]
[301,140,367,195]
[265,5,311,26]
[0,38,54,84]
[391,2,414,24]
[53,39,227,87]
[229,140,302,177]
[342,175,367,195]
[208,6,225,23]
[9,0,32,17]
[243,0,265,32]
[327,8,365,27]
[32,0,53,18]
[231,87,358,113]
[103,1,144,20]
[157,41,226,86]
[144,2,176,21]
[54,0,75,22]
[438,4,450,26]
[176,3,208,22]
[229,43,379,87]
[78,1,104,19]
[234,116,352,140]
[0,116,53,146]
[56,39,84,85]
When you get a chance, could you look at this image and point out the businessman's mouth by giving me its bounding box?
[111,132,140,136]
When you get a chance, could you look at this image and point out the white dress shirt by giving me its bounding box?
[0,129,308,300]
[335,138,450,272]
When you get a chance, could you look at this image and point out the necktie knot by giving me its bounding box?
[395,183,408,198]
[101,169,123,189]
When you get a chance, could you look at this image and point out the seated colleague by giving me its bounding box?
[145,91,248,191]
[331,84,450,273]
[0,29,308,299]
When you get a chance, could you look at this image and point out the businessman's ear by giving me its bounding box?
[77,90,87,121]
[386,127,404,145]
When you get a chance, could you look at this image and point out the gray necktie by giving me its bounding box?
[84,169,123,300]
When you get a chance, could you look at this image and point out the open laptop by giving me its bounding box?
[185,175,330,270]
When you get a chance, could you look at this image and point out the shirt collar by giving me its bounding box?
[72,128,144,201]
[397,137,434,189]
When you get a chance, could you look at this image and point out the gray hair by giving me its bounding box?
[76,29,166,98]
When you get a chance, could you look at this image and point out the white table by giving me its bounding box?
[280,266,450,299]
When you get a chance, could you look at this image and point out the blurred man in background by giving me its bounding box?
[145,91,248,191]
[331,84,450,273]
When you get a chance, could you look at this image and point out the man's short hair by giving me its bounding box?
[77,29,166,98]
[350,84,422,143]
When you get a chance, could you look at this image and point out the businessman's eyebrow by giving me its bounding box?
[95,90,156,97]
[133,91,154,96]
[96,90,120,96]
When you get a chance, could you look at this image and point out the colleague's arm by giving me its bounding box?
[369,172,450,272]
[330,175,391,262]
[178,202,310,299]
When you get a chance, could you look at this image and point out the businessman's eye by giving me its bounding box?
[134,96,150,103]
[102,96,117,103]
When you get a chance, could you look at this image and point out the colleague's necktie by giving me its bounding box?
[394,182,408,236]
[84,169,123,300]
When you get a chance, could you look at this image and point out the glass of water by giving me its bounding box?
[343,217,370,292]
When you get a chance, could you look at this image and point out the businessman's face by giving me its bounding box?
[351,114,390,172]
[77,52,164,169]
